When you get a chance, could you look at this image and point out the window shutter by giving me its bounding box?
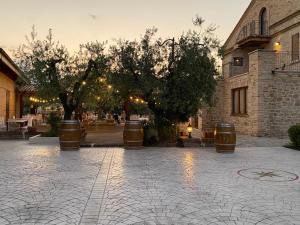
[292,33,299,61]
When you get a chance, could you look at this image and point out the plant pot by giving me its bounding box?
[59,120,81,151]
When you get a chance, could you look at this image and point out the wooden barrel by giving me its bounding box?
[123,120,144,148]
[214,123,236,153]
[59,120,81,150]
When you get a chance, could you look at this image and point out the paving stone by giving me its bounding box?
[0,140,299,224]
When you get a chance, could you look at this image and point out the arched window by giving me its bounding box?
[260,8,267,35]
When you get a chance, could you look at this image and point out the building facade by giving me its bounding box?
[0,48,26,125]
[202,0,300,137]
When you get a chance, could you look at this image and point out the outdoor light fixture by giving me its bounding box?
[82,81,86,85]
[187,123,193,138]
[275,41,280,46]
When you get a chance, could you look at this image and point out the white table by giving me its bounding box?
[7,119,28,131]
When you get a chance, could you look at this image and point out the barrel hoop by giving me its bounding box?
[60,141,80,143]
[60,129,80,132]
[215,132,236,134]
[60,120,80,124]
[124,129,143,131]
[215,144,236,146]
[126,120,141,123]
[215,123,234,128]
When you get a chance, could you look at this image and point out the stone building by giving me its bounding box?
[202,0,300,137]
[0,48,27,125]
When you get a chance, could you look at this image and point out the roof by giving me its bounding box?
[223,0,257,49]
[0,48,28,83]
[17,84,36,94]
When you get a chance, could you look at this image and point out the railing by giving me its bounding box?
[274,52,300,71]
[236,20,269,43]
[228,62,249,77]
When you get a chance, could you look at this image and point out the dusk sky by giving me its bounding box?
[1,0,250,53]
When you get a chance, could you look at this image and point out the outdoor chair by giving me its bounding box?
[0,117,5,130]
[200,129,215,147]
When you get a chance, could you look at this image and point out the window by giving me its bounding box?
[292,33,299,61]
[259,8,267,35]
[232,87,247,115]
[233,57,243,66]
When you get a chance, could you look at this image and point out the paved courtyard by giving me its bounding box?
[0,141,299,225]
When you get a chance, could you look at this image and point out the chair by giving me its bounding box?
[0,117,5,130]
[201,129,215,147]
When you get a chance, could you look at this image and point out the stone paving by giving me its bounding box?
[0,140,300,225]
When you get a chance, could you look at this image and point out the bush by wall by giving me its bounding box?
[288,124,300,148]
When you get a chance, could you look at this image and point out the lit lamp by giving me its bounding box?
[274,41,280,46]
[274,41,281,52]
[187,123,193,138]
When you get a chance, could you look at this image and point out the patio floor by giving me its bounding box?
[0,140,299,225]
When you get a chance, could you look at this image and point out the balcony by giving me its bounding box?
[274,51,300,72]
[229,62,249,77]
[236,20,271,48]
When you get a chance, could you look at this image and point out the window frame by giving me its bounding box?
[233,57,244,66]
[231,87,248,116]
[259,7,267,35]
[291,33,300,62]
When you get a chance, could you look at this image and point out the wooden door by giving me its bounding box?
[5,90,10,121]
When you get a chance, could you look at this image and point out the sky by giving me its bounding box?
[0,0,250,53]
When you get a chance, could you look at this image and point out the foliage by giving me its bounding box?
[15,27,109,120]
[45,112,60,137]
[109,16,219,139]
[288,124,300,147]
[142,120,159,146]
[217,45,225,60]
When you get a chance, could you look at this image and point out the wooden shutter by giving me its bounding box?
[292,33,299,61]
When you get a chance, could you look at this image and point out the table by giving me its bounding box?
[7,119,28,131]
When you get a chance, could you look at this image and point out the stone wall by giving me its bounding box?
[270,72,300,137]
[214,0,300,137]
[204,50,300,137]
[200,80,224,131]
[225,0,300,50]
[256,50,299,137]
[256,50,300,137]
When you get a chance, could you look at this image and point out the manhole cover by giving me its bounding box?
[237,168,298,182]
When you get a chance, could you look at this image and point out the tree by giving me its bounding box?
[109,17,220,139]
[15,27,109,120]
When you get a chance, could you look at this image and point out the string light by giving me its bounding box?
[129,96,147,104]
[29,96,59,104]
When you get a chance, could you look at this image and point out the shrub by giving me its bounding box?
[45,112,61,137]
[288,124,300,147]
[142,121,159,146]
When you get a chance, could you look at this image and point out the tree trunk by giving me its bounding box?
[63,107,73,120]
[124,100,131,121]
